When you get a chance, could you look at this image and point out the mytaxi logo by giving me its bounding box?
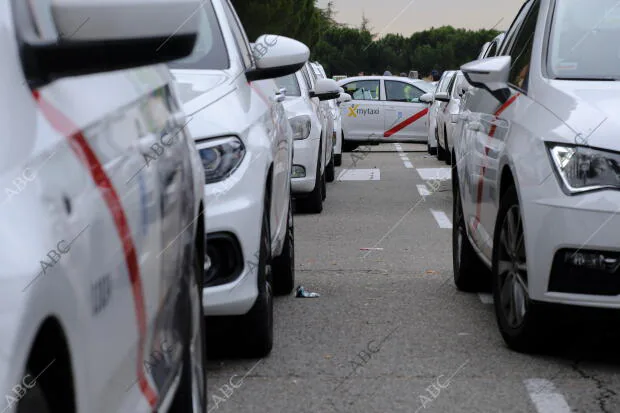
[347,104,360,117]
[348,105,380,117]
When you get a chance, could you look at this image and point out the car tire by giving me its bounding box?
[17,376,51,413]
[170,248,207,412]
[297,148,323,214]
[492,185,544,353]
[444,133,451,165]
[326,148,335,183]
[273,195,295,296]
[334,154,342,167]
[436,129,446,161]
[321,170,327,201]
[427,141,437,155]
[452,168,488,292]
[343,141,358,152]
[240,190,274,357]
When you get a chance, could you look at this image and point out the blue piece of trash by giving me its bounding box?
[296,286,320,298]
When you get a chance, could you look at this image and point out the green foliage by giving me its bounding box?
[231,0,500,78]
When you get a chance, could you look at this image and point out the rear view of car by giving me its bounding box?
[1,0,209,412]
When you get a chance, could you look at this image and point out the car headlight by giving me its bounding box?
[290,115,311,140]
[197,136,245,184]
[547,144,620,194]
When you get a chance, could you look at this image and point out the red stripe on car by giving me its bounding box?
[473,93,520,230]
[384,108,429,137]
[31,90,159,408]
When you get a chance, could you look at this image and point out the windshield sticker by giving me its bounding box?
[556,61,578,71]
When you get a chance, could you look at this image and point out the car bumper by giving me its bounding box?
[203,152,266,316]
[526,189,620,309]
[291,138,319,194]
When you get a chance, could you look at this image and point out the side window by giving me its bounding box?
[221,0,253,68]
[385,81,424,103]
[439,73,453,93]
[446,74,458,95]
[300,66,314,91]
[342,80,380,101]
[499,0,535,56]
[506,0,540,91]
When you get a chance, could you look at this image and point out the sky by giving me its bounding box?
[316,0,524,36]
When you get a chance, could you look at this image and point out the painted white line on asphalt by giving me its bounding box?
[430,210,452,229]
[478,293,494,304]
[524,379,572,413]
[417,185,431,197]
[338,168,381,181]
[394,143,403,152]
[417,168,451,181]
[404,161,413,168]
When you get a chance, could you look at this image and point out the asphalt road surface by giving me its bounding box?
[206,143,620,413]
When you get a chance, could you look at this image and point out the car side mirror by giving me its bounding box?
[461,56,511,103]
[434,92,450,102]
[15,0,202,88]
[246,35,309,82]
[419,93,433,103]
[337,92,352,103]
[309,78,340,101]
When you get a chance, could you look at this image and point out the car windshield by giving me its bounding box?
[274,74,302,96]
[548,0,620,80]
[167,0,229,70]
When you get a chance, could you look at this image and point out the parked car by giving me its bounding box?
[434,71,470,165]
[310,62,344,167]
[478,32,506,59]
[420,70,456,156]
[275,64,340,213]
[169,0,309,357]
[1,0,208,412]
[309,62,339,173]
[337,76,435,150]
[453,0,620,352]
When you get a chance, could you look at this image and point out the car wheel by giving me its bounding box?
[321,170,327,201]
[17,376,51,413]
[444,133,451,165]
[427,140,437,155]
[452,168,488,292]
[436,129,445,161]
[343,141,358,152]
[273,195,295,296]
[334,154,342,167]
[492,185,543,352]
[240,190,274,357]
[326,148,335,183]
[297,148,323,213]
[170,249,207,412]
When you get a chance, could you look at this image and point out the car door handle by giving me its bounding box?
[275,93,286,103]
[137,133,159,155]
[166,111,187,131]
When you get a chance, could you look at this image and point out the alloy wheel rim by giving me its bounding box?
[497,205,528,329]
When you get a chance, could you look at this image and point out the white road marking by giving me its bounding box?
[524,379,572,413]
[478,293,494,304]
[338,168,381,181]
[417,185,431,196]
[430,209,452,229]
[403,161,413,168]
[394,143,403,152]
[417,167,452,181]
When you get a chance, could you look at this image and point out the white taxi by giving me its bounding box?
[453,0,620,352]
[1,0,208,412]
[338,76,435,151]
[169,0,309,357]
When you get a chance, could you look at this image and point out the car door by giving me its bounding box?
[462,0,539,259]
[340,79,383,141]
[383,80,429,140]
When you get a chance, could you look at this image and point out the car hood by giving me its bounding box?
[281,96,313,119]
[536,80,620,150]
[170,70,240,140]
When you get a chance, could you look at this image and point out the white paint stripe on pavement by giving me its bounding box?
[337,168,381,181]
[417,167,452,181]
[524,379,572,413]
[417,185,430,197]
[430,210,452,229]
[394,143,403,152]
[478,293,493,304]
[404,161,413,168]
